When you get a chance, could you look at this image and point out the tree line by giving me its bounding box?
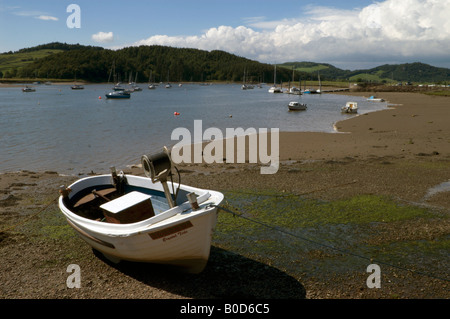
[10,43,317,83]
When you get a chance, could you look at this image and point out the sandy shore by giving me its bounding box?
[279,91,450,161]
[1,91,449,300]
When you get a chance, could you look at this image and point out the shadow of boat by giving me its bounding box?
[94,246,306,299]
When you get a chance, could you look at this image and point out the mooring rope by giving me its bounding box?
[225,179,358,198]
[214,203,450,284]
[0,195,60,234]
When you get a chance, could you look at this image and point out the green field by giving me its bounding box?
[292,65,329,73]
[0,49,63,75]
[348,72,396,83]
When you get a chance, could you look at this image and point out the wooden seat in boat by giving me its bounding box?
[100,191,155,224]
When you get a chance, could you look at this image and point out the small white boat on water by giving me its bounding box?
[303,88,319,94]
[367,96,384,102]
[58,148,224,273]
[113,83,125,91]
[289,87,301,94]
[288,101,307,111]
[22,86,35,92]
[268,86,282,93]
[241,84,254,90]
[341,102,358,114]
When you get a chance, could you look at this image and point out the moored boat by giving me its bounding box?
[113,83,125,91]
[367,96,384,102]
[268,86,282,93]
[288,101,307,111]
[58,148,224,273]
[341,101,358,114]
[105,91,131,99]
[22,86,36,92]
[289,87,301,94]
[268,65,282,93]
[303,88,318,94]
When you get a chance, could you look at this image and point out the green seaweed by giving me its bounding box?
[213,189,448,279]
[218,191,434,231]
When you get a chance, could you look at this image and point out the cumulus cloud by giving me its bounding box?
[133,0,450,69]
[92,31,114,43]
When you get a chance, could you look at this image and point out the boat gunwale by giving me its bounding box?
[58,174,223,237]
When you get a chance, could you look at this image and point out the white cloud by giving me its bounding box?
[132,0,450,69]
[92,31,114,43]
[36,15,58,21]
[11,9,59,21]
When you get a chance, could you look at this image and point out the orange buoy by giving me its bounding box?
[174,112,180,116]
[99,96,102,99]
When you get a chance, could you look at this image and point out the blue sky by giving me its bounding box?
[1,0,449,70]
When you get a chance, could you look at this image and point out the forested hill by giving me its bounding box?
[279,61,450,83]
[4,43,312,83]
[12,42,100,54]
[2,42,448,83]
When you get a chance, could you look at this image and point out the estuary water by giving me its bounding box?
[0,83,387,175]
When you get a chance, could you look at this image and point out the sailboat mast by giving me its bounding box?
[274,65,277,86]
[318,71,321,92]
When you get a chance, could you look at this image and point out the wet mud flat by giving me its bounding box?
[1,154,449,299]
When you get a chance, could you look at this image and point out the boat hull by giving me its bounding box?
[58,174,223,273]
[288,102,307,111]
[341,108,358,114]
[341,102,358,114]
[105,93,130,99]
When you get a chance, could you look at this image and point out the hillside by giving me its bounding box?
[279,61,450,83]
[0,49,63,77]
[0,43,312,83]
[0,42,100,78]
[1,42,449,83]
[279,62,349,80]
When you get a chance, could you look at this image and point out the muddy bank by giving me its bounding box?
[1,91,449,299]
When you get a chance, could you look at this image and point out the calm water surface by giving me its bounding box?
[0,83,387,174]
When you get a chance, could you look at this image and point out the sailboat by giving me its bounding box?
[148,70,156,89]
[317,71,322,93]
[130,72,142,91]
[165,70,172,88]
[105,61,130,98]
[71,73,84,90]
[268,65,282,93]
[241,68,254,90]
[304,71,322,94]
[289,67,301,94]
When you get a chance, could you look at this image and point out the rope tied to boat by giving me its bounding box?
[0,194,60,234]
[213,203,450,284]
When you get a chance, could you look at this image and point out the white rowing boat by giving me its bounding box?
[58,148,224,273]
